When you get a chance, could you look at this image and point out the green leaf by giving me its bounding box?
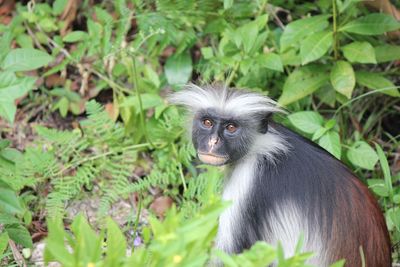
[0,139,10,150]
[375,144,393,200]
[165,52,192,88]
[368,179,389,197]
[201,47,214,59]
[374,45,400,63]
[347,141,378,170]
[300,30,333,65]
[312,127,328,141]
[56,97,69,117]
[340,13,400,35]
[44,218,74,265]
[341,42,376,64]
[280,15,330,51]
[0,213,21,225]
[330,60,355,99]
[257,53,283,72]
[238,22,259,53]
[356,71,400,97]
[278,65,329,106]
[6,225,33,248]
[0,72,36,122]
[223,0,233,9]
[62,31,88,43]
[288,111,324,134]
[2,48,54,72]
[330,259,346,267]
[121,93,164,114]
[0,232,9,256]
[318,131,341,159]
[53,0,68,15]
[0,181,24,214]
[104,218,127,266]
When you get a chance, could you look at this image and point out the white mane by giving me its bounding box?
[168,84,283,116]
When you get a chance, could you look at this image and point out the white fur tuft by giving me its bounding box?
[215,154,258,253]
[263,201,328,266]
[168,84,283,116]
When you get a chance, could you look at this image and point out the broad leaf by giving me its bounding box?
[165,52,193,88]
[288,111,324,134]
[356,71,400,97]
[6,225,33,248]
[368,179,389,197]
[347,141,378,170]
[257,53,283,72]
[104,218,127,266]
[2,48,54,71]
[237,21,259,53]
[330,60,355,99]
[278,65,329,106]
[280,15,330,51]
[318,131,341,159]
[341,42,376,64]
[0,181,24,214]
[374,45,400,63]
[340,13,400,35]
[62,31,88,43]
[0,72,36,122]
[300,30,333,65]
[121,93,164,114]
[201,47,213,59]
[0,232,9,256]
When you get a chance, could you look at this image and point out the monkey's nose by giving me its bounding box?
[208,136,219,148]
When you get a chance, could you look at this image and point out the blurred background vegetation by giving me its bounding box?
[0,0,399,266]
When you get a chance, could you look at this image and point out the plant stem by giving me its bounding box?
[132,192,142,252]
[332,0,339,60]
[225,62,240,86]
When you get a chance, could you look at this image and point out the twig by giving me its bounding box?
[8,240,26,267]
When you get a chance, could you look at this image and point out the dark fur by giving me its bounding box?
[230,122,391,266]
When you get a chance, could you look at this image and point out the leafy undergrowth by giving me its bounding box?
[0,0,399,266]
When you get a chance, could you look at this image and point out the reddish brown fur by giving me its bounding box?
[330,175,391,266]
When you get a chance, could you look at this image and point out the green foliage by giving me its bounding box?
[44,199,330,267]
[0,0,399,265]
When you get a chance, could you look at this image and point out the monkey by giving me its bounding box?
[169,84,391,266]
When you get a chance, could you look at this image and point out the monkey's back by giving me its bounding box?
[236,123,391,266]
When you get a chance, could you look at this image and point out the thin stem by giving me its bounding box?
[332,0,339,60]
[334,86,400,116]
[132,192,143,252]
[172,143,187,192]
[225,62,240,87]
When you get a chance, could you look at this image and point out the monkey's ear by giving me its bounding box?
[258,113,272,134]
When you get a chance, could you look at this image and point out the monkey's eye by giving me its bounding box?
[202,119,213,128]
[226,124,237,133]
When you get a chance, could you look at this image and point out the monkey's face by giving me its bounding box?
[192,109,256,166]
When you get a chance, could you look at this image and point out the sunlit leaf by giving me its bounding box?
[257,53,283,72]
[165,52,193,88]
[330,60,355,99]
[340,13,400,35]
[341,42,376,64]
[2,48,54,71]
[374,45,400,63]
[300,30,333,65]
[288,111,324,134]
[347,141,378,170]
[318,131,341,159]
[356,71,400,97]
[278,65,329,106]
[280,15,330,51]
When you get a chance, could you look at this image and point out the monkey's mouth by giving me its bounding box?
[198,152,229,166]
